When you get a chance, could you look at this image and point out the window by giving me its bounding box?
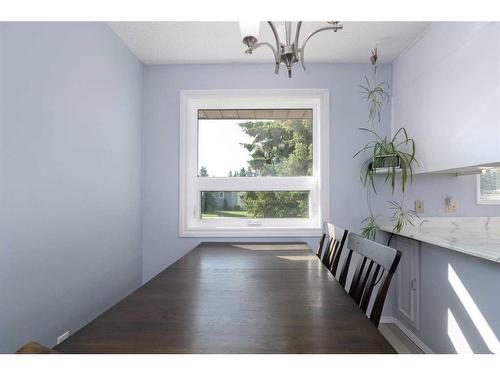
[477,167,500,205]
[179,89,329,237]
[201,191,310,219]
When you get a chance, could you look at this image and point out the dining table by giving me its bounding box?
[55,242,395,353]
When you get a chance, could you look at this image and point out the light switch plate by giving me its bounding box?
[445,197,458,213]
[415,200,424,214]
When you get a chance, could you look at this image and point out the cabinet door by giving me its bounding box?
[394,236,420,329]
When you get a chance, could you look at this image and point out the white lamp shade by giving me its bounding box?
[239,21,260,40]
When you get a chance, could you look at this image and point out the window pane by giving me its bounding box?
[198,109,313,177]
[480,167,500,201]
[200,191,309,219]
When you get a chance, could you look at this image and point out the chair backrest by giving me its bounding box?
[316,222,348,278]
[339,233,401,327]
[315,222,329,260]
[322,224,349,277]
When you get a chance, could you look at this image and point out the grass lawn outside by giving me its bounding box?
[202,210,252,218]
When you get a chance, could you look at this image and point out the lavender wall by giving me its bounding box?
[142,63,392,282]
[142,62,500,284]
[0,23,143,353]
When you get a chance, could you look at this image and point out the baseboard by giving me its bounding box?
[393,318,434,354]
[380,316,395,324]
[379,315,433,353]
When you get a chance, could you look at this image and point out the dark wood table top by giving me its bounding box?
[55,242,395,353]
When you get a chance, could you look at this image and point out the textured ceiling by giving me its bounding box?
[108,21,430,64]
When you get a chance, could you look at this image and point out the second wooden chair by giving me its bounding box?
[338,232,401,327]
[316,222,348,278]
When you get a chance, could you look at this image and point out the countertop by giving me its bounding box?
[381,217,500,263]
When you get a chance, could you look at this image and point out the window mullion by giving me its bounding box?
[195,177,315,191]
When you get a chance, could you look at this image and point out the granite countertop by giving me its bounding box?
[381,217,500,263]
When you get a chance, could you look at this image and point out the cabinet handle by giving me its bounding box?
[410,279,417,291]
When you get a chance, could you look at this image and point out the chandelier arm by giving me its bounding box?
[247,42,280,74]
[285,21,292,45]
[294,22,302,56]
[299,23,343,70]
[267,22,282,74]
[248,42,278,62]
[267,22,281,55]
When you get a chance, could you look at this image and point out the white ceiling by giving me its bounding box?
[108,22,430,65]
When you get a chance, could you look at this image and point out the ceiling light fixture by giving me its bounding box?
[240,21,343,78]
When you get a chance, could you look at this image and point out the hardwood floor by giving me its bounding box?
[55,242,395,354]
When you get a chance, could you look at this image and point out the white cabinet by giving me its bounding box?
[392,22,500,173]
[394,236,420,329]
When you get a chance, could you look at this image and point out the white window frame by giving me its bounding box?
[476,172,500,205]
[179,89,330,237]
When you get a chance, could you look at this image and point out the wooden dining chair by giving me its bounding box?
[338,232,401,327]
[322,224,349,278]
[316,222,348,277]
[315,222,329,260]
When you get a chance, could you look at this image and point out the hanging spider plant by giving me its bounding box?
[354,127,418,194]
[361,214,381,241]
[356,48,419,239]
[388,200,419,233]
[358,66,390,124]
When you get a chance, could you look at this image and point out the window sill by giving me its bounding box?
[477,200,500,205]
[179,227,322,238]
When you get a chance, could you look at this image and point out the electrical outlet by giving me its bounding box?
[445,197,458,213]
[415,200,424,214]
[56,331,70,344]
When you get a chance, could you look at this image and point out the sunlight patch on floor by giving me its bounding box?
[275,255,317,261]
[232,244,310,251]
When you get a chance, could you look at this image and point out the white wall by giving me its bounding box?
[0,23,143,353]
[392,22,500,173]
